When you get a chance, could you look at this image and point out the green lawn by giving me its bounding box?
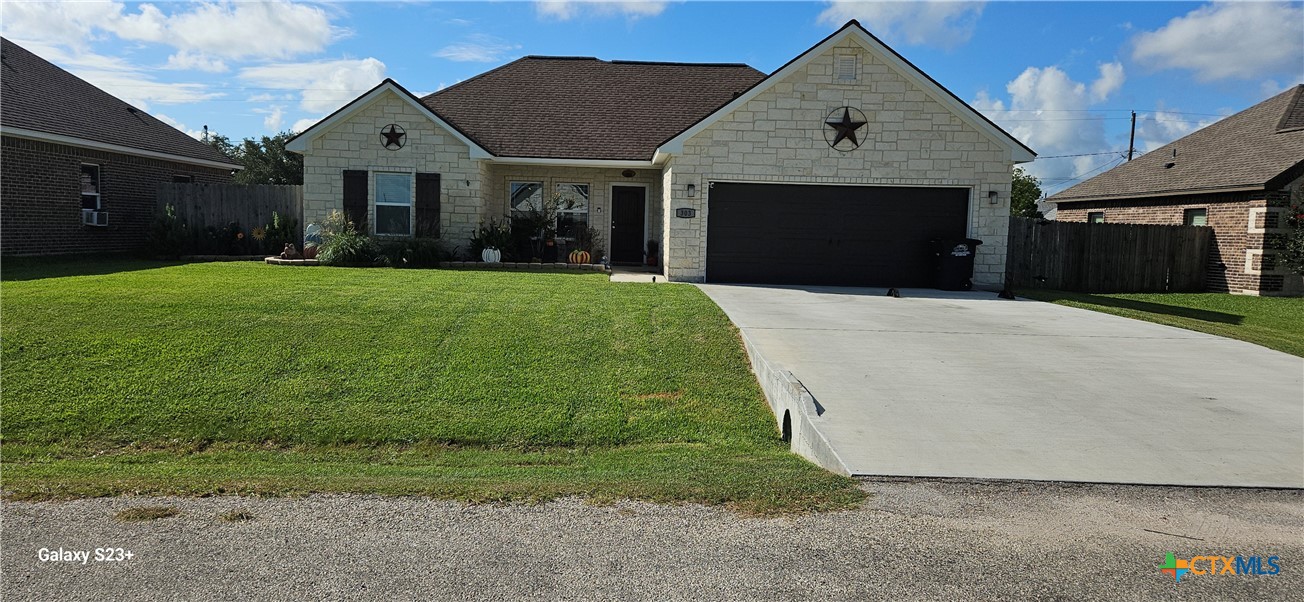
[1018,289,1304,357]
[1,259,863,514]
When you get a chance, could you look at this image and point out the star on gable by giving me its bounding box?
[824,107,868,150]
[381,124,406,150]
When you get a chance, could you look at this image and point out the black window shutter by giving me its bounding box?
[342,170,368,232]
[415,173,440,238]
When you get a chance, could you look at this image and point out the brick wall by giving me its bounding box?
[1,135,233,256]
[1054,191,1296,294]
[662,37,1020,287]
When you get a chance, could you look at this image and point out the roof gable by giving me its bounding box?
[1050,85,1304,202]
[286,79,492,158]
[0,38,239,169]
[655,20,1036,163]
[421,57,765,161]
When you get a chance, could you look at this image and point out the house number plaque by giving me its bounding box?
[675,208,696,219]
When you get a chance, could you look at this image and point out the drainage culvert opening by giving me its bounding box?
[781,409,792,443]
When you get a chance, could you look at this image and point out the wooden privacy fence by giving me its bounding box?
[1006,217,1213,293]
[156,183,302,231]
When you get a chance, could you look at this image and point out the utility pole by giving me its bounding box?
[1127,111,1136,161]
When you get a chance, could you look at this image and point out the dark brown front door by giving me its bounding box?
[706,183,969,286]
[610,186,645,264]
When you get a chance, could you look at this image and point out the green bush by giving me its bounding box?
[469,218,514,260]
[377,237,452,268]
[146,205,188,258]
[1280,199,1304,276]
[317,211,379,266]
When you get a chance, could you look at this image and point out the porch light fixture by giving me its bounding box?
[686,183,696,198]
[988,190,998,204]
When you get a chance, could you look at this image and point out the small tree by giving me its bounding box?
[205,131,304,185]
[1279,197,1304,276]
[1011,167,1044,219]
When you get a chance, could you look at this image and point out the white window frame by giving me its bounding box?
[554,182,591,240]
[509,181,545,216]
[374,172,413,236]
[80,163,101,211]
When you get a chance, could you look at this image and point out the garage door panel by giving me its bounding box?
[706,183,969,286]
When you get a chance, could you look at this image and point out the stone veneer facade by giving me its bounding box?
[1055,175,1303,296]
[660,38,1016,287]
[298,36,1023,287]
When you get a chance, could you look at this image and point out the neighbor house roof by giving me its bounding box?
[1050,85,1304,203]
[421,57,766,161]
[0,37,240,169]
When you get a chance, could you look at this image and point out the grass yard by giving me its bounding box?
[1,259,863,514]
[1018,289,1304,357]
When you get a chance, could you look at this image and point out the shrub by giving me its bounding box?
[317,211,379,266]
[377,237,452,268]
[469,218,514,260]
[147,204,188,258]
[1280,199,1304,276]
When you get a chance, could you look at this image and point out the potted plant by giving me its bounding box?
[645,239,659,267]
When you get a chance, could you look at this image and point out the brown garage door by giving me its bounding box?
[706,183,970,286]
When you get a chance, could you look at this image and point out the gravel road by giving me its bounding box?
[3,480,1300,601]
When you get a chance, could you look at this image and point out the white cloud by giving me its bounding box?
[291,117,320,134]
[239,58,386,114]
[260,105,287,132]
[164,51,229,73]
[1135,109,1221,153]
[1090,62,1125,102]
[972,63,1127,189]
[0,1,341,61]
[434,34,521,62]
[9,40,221,111]
[536,1,669,21]
[154,113,207,140]
[818,1,986,48]
[1132,2,1304,82]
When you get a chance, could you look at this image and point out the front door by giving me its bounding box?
[610,186,646,264]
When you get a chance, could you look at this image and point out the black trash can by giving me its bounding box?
[930,238,983,291]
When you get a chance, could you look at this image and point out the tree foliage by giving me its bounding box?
[1011,167,1044,219]
[206,131,303,185]
[1279,194,1304,276]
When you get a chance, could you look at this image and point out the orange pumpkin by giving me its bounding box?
[568,250,591,264]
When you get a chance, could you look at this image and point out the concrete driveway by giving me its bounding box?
[698,284,1304,488]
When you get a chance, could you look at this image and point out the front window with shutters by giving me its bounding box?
[375,173,412,235]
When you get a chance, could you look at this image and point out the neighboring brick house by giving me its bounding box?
[288,21,1034,288]
[1050,85,1304,296]
[0,38,239,256]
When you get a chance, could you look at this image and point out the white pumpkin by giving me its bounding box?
[481,247,502,263]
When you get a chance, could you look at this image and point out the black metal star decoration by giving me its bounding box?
[380,124,406,150]
[824,107,867,150]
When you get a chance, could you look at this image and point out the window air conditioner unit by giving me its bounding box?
[82,209,108,227]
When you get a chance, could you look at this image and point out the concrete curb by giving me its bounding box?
[736,329,851,476]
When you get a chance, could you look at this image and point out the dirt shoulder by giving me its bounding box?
[3,480,1300,601]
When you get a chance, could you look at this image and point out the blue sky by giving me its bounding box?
[3,1,1301,192]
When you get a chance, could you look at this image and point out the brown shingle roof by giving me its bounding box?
[0,37,238,167]
[421,56,766,161]
[1050,85,1304,202]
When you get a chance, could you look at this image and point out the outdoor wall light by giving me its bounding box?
[988,190,998,204]
[687,183,696,198]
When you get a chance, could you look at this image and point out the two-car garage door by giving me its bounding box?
[705,183,970,287]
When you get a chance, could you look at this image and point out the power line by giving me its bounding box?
[1042,156,1125,184]
[1035,150,1128,159]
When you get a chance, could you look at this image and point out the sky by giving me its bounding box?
[2,1,1302,194]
